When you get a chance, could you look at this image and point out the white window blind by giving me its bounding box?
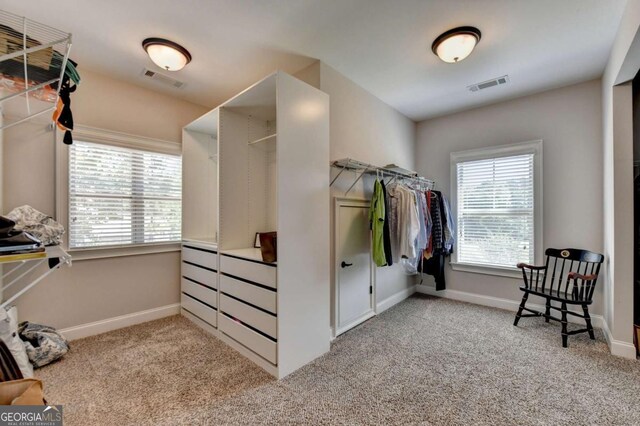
[69,141,182,249]
[456,153,534,269]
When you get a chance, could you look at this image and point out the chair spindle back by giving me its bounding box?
[521,248,604,303]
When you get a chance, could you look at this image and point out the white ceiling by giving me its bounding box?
[1,0,628,121]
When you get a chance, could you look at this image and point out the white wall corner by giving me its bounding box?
[376,285,416,314]
[59,303,181,341]
[601,319,638,360]
[415,285,604,329]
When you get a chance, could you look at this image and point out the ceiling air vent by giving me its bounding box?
[467,75,509,92]
[141,68,186,89]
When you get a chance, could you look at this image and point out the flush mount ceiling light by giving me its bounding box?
[142,38,192,71]
[431,26,481,63]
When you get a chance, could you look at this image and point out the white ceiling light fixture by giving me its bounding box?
[142,38,192,71]
[432,26,481,63]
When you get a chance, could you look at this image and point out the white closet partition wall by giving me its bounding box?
[183,71,330,379]
[275,72,330,377]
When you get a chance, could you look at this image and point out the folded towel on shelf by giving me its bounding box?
[5,206,65,246]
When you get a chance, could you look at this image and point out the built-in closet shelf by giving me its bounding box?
[221,248,276,266]
[248,133,277,145]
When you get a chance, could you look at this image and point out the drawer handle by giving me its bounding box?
[341,261,353,268]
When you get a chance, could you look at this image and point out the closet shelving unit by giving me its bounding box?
[181,71,330,379]
[181,107,219,334]
[0,10,72,130]
[0,246,71,309]
[330,158,435,194]
[0,10,72,309]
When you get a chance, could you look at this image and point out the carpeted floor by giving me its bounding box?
[37,294,640,425]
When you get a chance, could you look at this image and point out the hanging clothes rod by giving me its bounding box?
[330,158,435,195]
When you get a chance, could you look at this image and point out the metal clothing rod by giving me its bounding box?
[330,158,435,191]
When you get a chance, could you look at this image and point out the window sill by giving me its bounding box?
[449,262,522,279]
[67,242,181,261]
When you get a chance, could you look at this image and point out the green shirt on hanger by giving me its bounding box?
[369,179,387,267]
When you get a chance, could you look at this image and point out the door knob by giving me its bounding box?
[341,261,353,268]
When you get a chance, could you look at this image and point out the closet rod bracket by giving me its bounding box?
[344,166,369,195]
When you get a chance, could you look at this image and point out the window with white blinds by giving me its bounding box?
[451,141,542,271]
[68,141,182,249]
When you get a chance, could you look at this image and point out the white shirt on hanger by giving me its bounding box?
[398,185,420,261]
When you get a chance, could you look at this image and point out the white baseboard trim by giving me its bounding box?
[60,303,181,341]
[376,285,416,314]
[415,285,603,329]
[601,319,637,359]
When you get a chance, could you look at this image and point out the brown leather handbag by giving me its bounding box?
[258,232,277,263]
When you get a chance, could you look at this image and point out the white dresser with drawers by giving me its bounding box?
[180,239,218,332]
[218,249,278,366]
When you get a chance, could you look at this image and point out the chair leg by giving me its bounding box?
[561,302,568,348]
[514,292,529,326]
[545,299,551,323]
[582,304,595,340]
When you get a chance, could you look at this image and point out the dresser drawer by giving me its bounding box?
[219,314,276,364]
[182,262,217,289]
[220,275,276,314]
[220,255,276,289]
[182,245,218,270]
[182,278,217,308]
[182,293,217,327]
[220,294,276,339]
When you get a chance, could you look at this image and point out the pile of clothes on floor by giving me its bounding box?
[0,307,69,378]
[0,308,69,405]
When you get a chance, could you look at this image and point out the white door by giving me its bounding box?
[335,199,374,336]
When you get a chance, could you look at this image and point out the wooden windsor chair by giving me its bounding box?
[514,248,604,348]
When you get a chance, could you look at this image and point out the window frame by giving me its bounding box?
[56,125,182,260]
[449,140,543,279]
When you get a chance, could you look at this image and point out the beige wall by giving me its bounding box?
[416,80,604,314]
[602,0,640,355]
[296,62,417,315]
[3,69,207,329]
